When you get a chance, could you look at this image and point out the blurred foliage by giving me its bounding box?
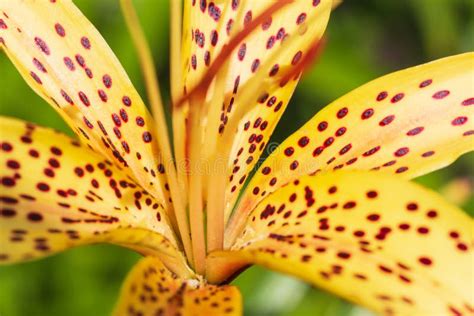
[0,0,472,315]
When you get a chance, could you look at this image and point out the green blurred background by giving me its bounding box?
[0,0,473,315]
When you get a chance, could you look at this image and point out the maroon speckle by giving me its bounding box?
[318,121,328,132]
[61,90,74,105]
[237,43,246,61]
[75,54,86,67]
[142,132,152,143]
[33,58,47,73]
[102,74,112,88]
[337,107,348,119]
[30,72,42,84]
[284,147,294,157]
[81,36,91,49]
[452,116,467,126]
[78,92,90,106]
[98,89,107,102]
[361,108,374,119]
[419,79,432,88]
[461,98,474,106]
[269,64,279,76]
[391,93,404,103]
[64,57,75,71]
[296,13,307,25]
[34,37,50,55]
[136,116,145,126]
[27,212,43,222]
[55,23,65,37]
[376,91,388,101]
[407,126,424,136]
[122,96,132,106]
[432,90,450,99]
[266,35,276,49]
[394,147,409,157]
[379,115,395,126]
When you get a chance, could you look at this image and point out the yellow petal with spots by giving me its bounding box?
[218,171,473,316]
[114,256,242,316]
[0,117,190,276]
[180,0,332,232]
[0,0,170,209]
[228,53,474,239]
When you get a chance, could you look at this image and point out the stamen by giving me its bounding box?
[170,0,182,105]
[188,97,206,275]
[120,0,193,263]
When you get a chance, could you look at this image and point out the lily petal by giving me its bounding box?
[0,0,170,208]
[0,117,190,275]
[181,0,332,232]
[114,256,242,316]
[220,171,473,315]
[229,53,474,240]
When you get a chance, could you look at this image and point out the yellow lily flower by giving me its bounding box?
[0,0,473,315]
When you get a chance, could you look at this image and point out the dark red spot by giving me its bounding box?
[339,144,352,155]
[432,90,450,99]
[37,182,50,192]
[81,36,91,49]
[394,147,409,157]
[407,126,424,136]
[290,161,299,170]
[461,98,474,106]
[391,93,404,103]
[269,64,279,76]
[75,54,86,67]
[27,212,43,222]
[33,58,47,73]
[136,116,145,126]
[61,90,74,105]
[122,96,132,107]
[419,79,432,88]
[418,257,432,266]
[142,132,152,143]
[266,35,276,49]
[313,146,324,157]
[396,166,408,173]
[366,190,378,198]
[367,214,380,221]
[55,23,66,36]
[6,160,20,169]
[120,109,128,122]
[296,13,307,25]
[452,116,468,126]
[78,92,90,106]
[343,201,356,209]
[34,37,50,55]
[98,89,107,102]
[379,115,395,126]
[63,57,75,71]
[284,147,294,157]
[335,127,346,137]
[361,108,374,119]
[363,146,380,157]
[237,43,246,61]
[337,107,348,119]
[103,74,112,88]
[30,71,42,84]
[318,121,328,132]
[292,51,303,65]
[298,136,309,147]
[376,91,388,101]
